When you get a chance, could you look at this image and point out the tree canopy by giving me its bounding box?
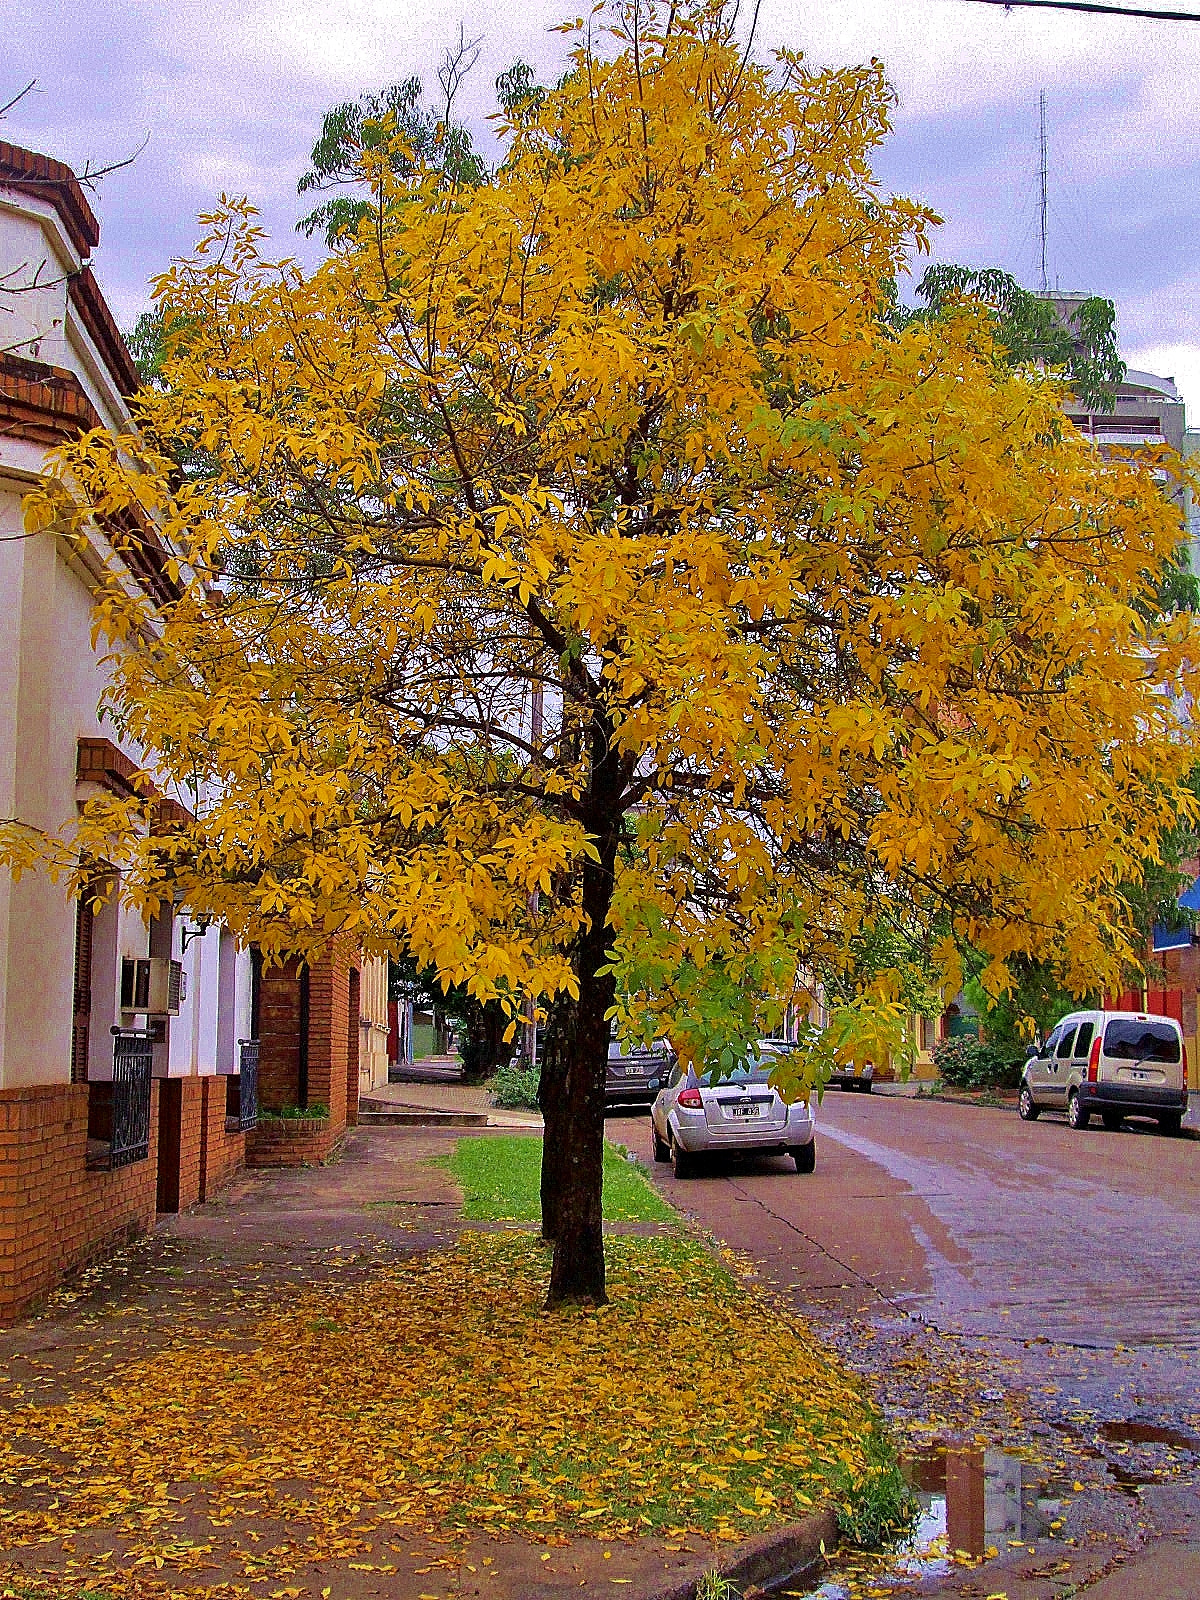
[11,0,1200,1300]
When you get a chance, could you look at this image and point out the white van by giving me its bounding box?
[1018,1010,1188,1134]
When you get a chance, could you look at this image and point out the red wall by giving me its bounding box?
[0,1083,160,1325]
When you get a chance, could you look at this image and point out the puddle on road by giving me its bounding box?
[1099,1419,1200,1452]
[1059,1415,1200,1493]
[783,1445,1067,1599]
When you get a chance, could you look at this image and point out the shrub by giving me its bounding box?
[267,1102,331,1121]
[489,1061,541,1110]
[932,1036,1023,1092]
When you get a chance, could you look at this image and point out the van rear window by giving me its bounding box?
[1103,1019,1181,1063]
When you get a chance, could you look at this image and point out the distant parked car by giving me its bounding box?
[1018,1009,1188,1133]
[605,1037,674,1110]
[649,1051,816,1177]
[829,1059,874,1093]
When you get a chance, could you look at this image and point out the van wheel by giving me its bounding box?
[1067,1090,1090,1130]
[1018,1083,1040,1121]
[1102,1111,1123,1131]
[792,1139,816,1174]
[1158,1112,1183,1136]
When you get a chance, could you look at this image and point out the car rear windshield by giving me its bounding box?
[1103,1019,1181,1063]
[702,1063,776,1086]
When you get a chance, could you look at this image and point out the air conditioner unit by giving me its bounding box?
[120,957,186,1016]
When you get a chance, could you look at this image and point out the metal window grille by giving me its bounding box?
[235,1038,259,1131]
[108,1027,153,1167]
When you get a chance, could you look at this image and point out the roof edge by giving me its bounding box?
[0,140,100,258]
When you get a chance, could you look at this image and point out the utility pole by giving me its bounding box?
[1038,90,1049,295]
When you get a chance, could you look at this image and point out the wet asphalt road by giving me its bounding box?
[609,1091,1200,1595]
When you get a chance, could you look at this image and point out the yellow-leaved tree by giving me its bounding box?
[13,0,1199,1302]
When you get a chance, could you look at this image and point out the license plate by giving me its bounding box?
[1128,1069,1149,1081]
[728,1104,762,1119]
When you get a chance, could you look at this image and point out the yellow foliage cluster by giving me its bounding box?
[11,0,1200,1043]
[0,1234,881,1589]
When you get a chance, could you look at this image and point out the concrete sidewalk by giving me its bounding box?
[0,1123,774,1600]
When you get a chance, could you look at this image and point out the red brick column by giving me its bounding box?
[177,1077,204,1210]
[199,1077,245,1201]
[156,1075,206,1214]
[257,959,304,1111]
[306,944,351,1133]
[345,967,360,1127]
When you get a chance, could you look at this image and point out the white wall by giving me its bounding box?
[0,197,73,368]
[0,181,231,1093]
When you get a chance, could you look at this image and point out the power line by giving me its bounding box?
[960,0,1200,20]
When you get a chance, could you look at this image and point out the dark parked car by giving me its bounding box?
[605,1038,675,1110]
[828,1060,874,1093]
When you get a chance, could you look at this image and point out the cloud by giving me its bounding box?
[0,0,1194,428]
[763,0,1200,119]
[1125,345,1200,423]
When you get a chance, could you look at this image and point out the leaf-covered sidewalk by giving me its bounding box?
[0,1128,887,1600]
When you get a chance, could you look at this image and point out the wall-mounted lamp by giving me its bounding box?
[179,912,214,952]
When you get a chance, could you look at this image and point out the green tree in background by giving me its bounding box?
[389,955,517,1083]
[897,264,1126,412]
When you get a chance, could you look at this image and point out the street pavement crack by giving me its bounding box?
[721,1177,914,1316]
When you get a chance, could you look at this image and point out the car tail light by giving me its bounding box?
[677,1087,703,1108]
[1183,1043,1189,1104]
[1087,1036,1101,1083]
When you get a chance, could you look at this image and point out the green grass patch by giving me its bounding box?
[444,1133,676,1223]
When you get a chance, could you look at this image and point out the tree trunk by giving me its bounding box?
[537,1000,571,1243]
[434,1006,451,1055]
[544,716,624,1307]
[460,999,516,1083]
[545,946,613,1304]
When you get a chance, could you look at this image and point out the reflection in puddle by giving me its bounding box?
[907,1444,1065,1556]
[787,1445,1065,1598]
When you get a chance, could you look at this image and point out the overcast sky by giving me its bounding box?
[4,0,1197,414]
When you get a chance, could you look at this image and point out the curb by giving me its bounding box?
[644,1509,836,1600]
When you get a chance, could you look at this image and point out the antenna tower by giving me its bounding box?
[1038,90,1049,294]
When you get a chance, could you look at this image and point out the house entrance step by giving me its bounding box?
[357,1104,488,1128]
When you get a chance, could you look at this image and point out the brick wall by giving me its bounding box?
[245,1117,341,1168]
[199,1077,245,1201]
[0,1083,159,1325]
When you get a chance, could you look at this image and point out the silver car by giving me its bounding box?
[649,1053,816,1178]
